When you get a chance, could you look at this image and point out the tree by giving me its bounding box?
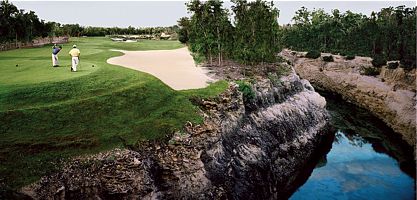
[186,0,232,65]
[232,0,281,64]
[177,17,190,44]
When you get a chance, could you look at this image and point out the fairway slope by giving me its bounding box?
[0,37,228,190]
[107,47,215,90]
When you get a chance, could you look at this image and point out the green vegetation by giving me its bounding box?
[282,6,416,65]
[177,17,190,44]
[0,0,52,42]
[400,59,416,71]
[387,62,399,69]
[361,66,380,76]
[322,55,334,62]
[345,54,356,60]
[180,1,415,69]
[305,50,321,59]
[371,55,387,68]
[0,0,178,42]
[0,37,227,189]
[236,80,255,101]
[182,0,280,65]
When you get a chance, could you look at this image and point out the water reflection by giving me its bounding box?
[290,91,416,200]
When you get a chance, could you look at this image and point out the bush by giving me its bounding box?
[236,81,255,101]
[387,62,399,69]
[178,28,188,44]
[276,65,291,78]
[191,53,205,64]
[400,59,416,71]
[361,67,380,76]
[340,52,347,56]
[371,55,387,68]
[305,50,321,59]
[322,55,334,62]
[345,54,355,60]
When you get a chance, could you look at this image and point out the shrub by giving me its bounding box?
[236,81,255,101]
[361,67,380,76]
[387,62,399,69]
[340,52,347,56]
[276,65,291,78]
[400,59,416,71]
[267,72,281,86]
[191,53,205,64]
[371,55,387,68]
[322,55,334,62]
[345,54,355,60]
[178,28,188,44]
[305,50,321,59]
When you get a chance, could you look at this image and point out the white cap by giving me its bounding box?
[73,45,77,48]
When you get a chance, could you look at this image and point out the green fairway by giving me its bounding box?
[0,37,227,189]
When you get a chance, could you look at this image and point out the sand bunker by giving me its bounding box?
[107,47,215,90]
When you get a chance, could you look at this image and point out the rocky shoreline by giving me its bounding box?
[20,64,332,199]
[281,49,416,148]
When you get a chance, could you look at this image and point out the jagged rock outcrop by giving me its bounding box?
[21,70,330,199]
[281,49,416,147]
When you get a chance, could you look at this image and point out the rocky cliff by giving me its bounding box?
[21,70,331,199]
[281,50,416,147]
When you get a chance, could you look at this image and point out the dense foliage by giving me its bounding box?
[371,55,387,68]
[387,61,399,69]
[305,50,321,59]
[182,1,415,67]
[231,0,281,64]
[322,55,334,62]
[282,6,416,66]
[185,0,233,64]
[236,80,255,101]
[361,66,381,76]
[0,0,178,43]
[345,54,355,60]
[183,0,281,65]
[0,0,52,42]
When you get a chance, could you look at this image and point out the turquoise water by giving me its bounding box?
[290,131,415,200]
[290,92,415,200]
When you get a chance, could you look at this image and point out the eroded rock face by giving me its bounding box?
[21,71,330,199]
[281,49,416,147]
[202,72,330,199]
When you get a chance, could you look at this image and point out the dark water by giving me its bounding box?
[290,91,416,200]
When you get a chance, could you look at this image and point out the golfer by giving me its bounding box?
[52,44,62,67]
[69,45,81,72]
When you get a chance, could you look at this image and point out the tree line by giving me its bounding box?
[282,5,416,66]
[179,0,416,66]
[0,0,178,43]
[47,23,179,37]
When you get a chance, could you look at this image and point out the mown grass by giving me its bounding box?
[0,37,227,189]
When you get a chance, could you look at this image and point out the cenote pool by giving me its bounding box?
[290,91,416,200]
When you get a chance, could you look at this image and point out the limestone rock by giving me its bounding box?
[281,49,416,147]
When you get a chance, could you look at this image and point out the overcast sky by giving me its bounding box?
[11,1,416,28]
